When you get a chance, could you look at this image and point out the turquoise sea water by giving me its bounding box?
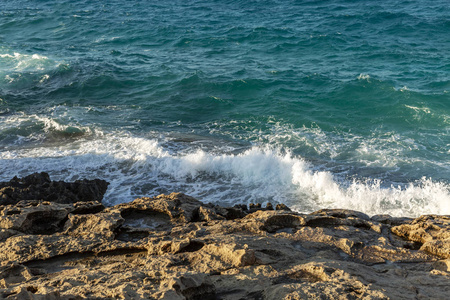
[0,0,449,216]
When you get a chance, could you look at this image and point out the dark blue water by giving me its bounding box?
[0,0,449,216]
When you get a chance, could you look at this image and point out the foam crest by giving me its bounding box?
[209,118,450,181]
[0,51,65,86]
[35,115,93,136]
[291,170,450,217]
[0,52,51,71]
[357,73,371,81]
[159,147,294,185]
[0,113,96,144]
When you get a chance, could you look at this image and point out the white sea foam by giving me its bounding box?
[0,132,448,217]
[39,74,50,83]
[0,112,98,149]
[207,119,447,175]
[404,105,431,114]
[0,52,51,71]
[357,73,370,81]
[0,51,64,85]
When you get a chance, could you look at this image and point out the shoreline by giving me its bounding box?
[1,173,449,299]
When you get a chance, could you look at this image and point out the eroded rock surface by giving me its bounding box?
[1,192,449,299]
[0,172,109,205]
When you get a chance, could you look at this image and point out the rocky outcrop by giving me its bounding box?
[1,191,449,299]
[0,172,109,205]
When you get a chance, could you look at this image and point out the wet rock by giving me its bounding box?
[311,208,370,221]
[262,213,306,233]
[249,203,261,210]
[275,203,291,211]
[371,214,413,226]
[0,172,109,205]
[219,206,247,220]
[248,203,264,213]
[233,204,248,211]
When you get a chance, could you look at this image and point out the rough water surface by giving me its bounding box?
[0,0,449,216]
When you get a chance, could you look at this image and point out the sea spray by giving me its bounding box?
[1,132,448,217]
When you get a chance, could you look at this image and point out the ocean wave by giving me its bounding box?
[205,118,449,178]
[0,51,69,92]
[0,110,98,146]
[0,52,61,74]
[0,133,448,217]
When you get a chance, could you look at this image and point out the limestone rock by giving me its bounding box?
[0,190,449,299]
[392,215,450,258]
[0,200,104,236]
[64,211,124,240]
[168,273,215,300]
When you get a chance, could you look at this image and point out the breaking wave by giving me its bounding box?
[0,132,448,217]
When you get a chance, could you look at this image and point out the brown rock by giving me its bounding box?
[311,208,370,221]
[275,203,291,211]
[63,211,124,240]
[392,215,450,258]
[0,192,449,300]
[169,273,215,300]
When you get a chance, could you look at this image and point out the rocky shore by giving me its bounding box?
[0,173,449,299]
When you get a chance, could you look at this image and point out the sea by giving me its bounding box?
[0,0,449,217]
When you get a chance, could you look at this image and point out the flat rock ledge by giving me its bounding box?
[1,192,450,299]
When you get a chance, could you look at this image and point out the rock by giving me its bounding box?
[169,274,215,300]
[111,193,204,224]
[261,212,306,233]
[0,191,449,299]
[63,211,124,240]
[248,203,264,213]
[371,214,414,226]
[392,215,450,258]
[0,172,109,205]
[202,243,256,268]
[2,287,61,300]
[0,263,34,289]
[0,202,69,235]
[233,204,248,211]
[222,207,247,220]
[249,203,261,210]
[196,206,225,222]
[0,201,105,235]
[275,203,291,211]
[311,208,370,221]
[148,238,205,255]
